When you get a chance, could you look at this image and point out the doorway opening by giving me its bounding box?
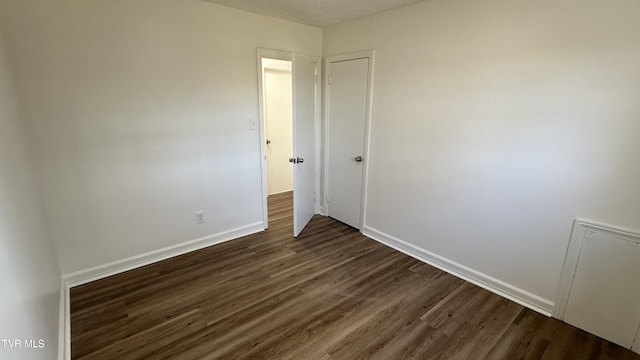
[257,49,320,237]
[262,58,294,226]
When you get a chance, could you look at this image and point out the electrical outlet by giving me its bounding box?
[195,210,205,224]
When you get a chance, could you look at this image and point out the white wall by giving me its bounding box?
[324,0,640,306]
[0,0,322,275]
[264,67,294,195]
[0,34,61,359]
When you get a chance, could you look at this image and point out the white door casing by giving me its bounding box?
[324,51,374,230]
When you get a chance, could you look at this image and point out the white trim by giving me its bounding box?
[64,284,70,360]
[323,50,375,230]
[553,218,640,320]
[360,51,374,231]
[313,57,322,216]
[58,280,69,360]
[64,222,264,287]
[325,50,374,64]
[362,225,555,316]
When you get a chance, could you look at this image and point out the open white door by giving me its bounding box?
[291,54,316,237]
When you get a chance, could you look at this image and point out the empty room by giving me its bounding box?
[1,0,639,359]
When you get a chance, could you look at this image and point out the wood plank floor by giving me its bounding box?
[71,191,640,359]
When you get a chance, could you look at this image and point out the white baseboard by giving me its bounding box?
[63,222,265,287]
[362,225,554,316]
[59,221,265,358]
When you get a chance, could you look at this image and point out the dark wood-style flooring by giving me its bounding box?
[71,191,640,359]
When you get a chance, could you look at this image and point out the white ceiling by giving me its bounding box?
[201,0,426,28]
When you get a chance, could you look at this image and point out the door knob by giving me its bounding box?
[296,157,304,163]
[266,139,271,144]
[355,156,363,162]
[289,158,295,163]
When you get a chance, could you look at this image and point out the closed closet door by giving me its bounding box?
[326,56,370,229]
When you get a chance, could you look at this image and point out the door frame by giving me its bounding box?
[323,50,375,230]
[256,48,322,229]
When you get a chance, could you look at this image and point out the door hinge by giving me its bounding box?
[328,74,332,85]
[325,194,329,203]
